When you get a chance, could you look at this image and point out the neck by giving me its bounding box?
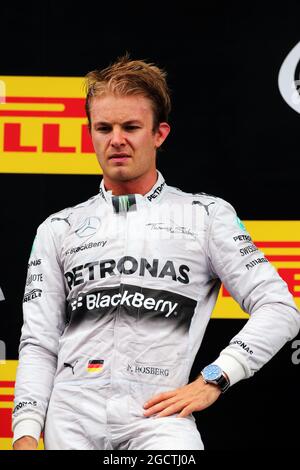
[103,171,158,196]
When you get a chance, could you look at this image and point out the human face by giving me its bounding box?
[90,93,170,191]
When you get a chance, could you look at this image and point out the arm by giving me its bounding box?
[207,200,300,382]
[13,436,38,450]
[144,199,300,418]
[12,221,66,449]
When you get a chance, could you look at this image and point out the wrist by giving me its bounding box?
[201,364,230,393]
[213,353,247,386]
[13,435,38,450]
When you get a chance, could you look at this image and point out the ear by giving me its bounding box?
[154,122,171,148]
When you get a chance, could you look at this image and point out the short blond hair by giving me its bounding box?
[85,54,171,131]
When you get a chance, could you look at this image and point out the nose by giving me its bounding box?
[111,126,126,148]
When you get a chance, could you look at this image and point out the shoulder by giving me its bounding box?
[165,184,234,217]
[39,193,101,236]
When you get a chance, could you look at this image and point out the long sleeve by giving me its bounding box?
[207,200,300,385]
[12,220,66,443]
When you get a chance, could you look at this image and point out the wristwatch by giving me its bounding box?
[201,364,230,393]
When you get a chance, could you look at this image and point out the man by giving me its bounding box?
[13,56,300,450]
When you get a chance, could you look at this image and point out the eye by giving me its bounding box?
[124,125,140,131]
[96,126,111,133]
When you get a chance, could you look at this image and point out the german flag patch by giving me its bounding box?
[87,360,104,373]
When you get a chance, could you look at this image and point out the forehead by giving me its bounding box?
[89,93,153,122]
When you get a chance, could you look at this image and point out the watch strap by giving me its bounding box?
[217,373,230,393]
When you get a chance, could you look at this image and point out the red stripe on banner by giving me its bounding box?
[0,97,86,118]
[0,382,15,387]
[256,242,300,248]
[267,256,300,261]
[0,395,14,401]
[0,409,13,437]
[88,364,101,369]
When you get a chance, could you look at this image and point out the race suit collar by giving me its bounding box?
[144,171,166,203]
[98,171,166,205]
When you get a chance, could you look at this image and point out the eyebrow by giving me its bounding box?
[93,120,143,127]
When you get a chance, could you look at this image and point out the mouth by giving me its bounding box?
[108,153,131,164]
[108,153,131,166]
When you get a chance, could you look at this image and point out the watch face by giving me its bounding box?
[202,364,222,381]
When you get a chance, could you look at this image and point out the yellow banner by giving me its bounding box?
[0,76,100,174]
[0,360,44,450]
[212,220,300,318]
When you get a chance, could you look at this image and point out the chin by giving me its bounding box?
[110,167,134,182]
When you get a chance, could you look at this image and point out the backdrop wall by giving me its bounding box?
[0,4,299,449]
